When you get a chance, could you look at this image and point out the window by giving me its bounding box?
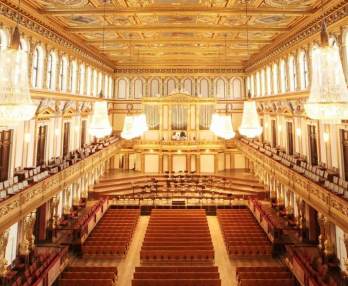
[183,78,193,95]
[20,38,29,53]
[59,56,68,92]
[250,74,255,97]
[246,76,250,94]
[70,60,77,94]
[266,66,272,96]
[47,52,56,90]
[287,122,294,155]
[117,78,128,99]
[150,78,160,97]
[0,130,12,181]
[215,78,226,98]
[109,76,113,99]
[280,59,287,93]
[256,72,261,97]
[92,69,98,96]
[63,122,70,157]
[79,64,85,95]
[104,75,109,98]
[167,78,176,95]
[288,55,297,92]
[86,66,92,96]
[308,125,318,166]
[199,78,209,97]
[0,29,8,50]
[97,72,102,96]
[36,125,47,166]
[32,47,43,88]
[272,63,278,95]
[134,78,144,99]
[299,50,308,90]
[231,78,242,99]
[261,69,266,96]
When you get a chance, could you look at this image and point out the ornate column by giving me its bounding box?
[19,212,36,256]
[0,230,9,277]
[295,49,302,91]
[285,189,293,215]
[306,44,313,90]
[323,216,335,257]
[56,52,62,91]
[66,56,72,93]
[63,187,71,215]
[318,213,326,251]
[42,45,49,89]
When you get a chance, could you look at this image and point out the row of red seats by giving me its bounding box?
[236,266,295,286]
[81,209,140,257]
[217,209,272,257]
[132,266,221,286]
[59,266,117,286]
[140,209,214,264]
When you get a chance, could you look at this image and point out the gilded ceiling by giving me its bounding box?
[24,0,323,68]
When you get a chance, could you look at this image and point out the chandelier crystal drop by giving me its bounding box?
[210,113,235,139]
[239,101,263,138]
[0,27,36,127]
[89,101,112,138]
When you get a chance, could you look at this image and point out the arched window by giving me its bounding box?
[97,71,102,96]
[117,78,128,99]
[150,78,160,97]
[280,59,287,93]
[167,78,176,95]
[261,69,266,96]
[47,51,57,90]
[59,56,68,92]
[199,78,209,97]
[231,78,242,99]
[86,66,92,96]
[0,29,8,50]
[250,74,255,97]
[272,63,279,95]
[134,78,144,99]
[32,46,44,88]
[20,38,29,53]
[288,55,297,92]
[183,78,193,95]
[246,76,251,94]
[215,78,226,98]
[92,69,98,96]
[79,64,85,95]
[108,76,113,99]
[256,72,261,97]
[266,66,272,96]
[299,50,308,90]
[70,60,77,94]
[104,74,109,98]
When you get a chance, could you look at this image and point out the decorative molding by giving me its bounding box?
[115,68,246,75]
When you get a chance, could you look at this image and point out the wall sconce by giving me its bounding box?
[296,128,301,137]
[323,132,330,143]
[24,133,31,143]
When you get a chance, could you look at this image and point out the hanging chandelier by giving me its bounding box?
[0,2,36,127]
[238,0,263,139]
[210,113,235,140]
[304,17,348,123]
[121,103,148,140]
[89,101,112,138]
[239,100,263,138]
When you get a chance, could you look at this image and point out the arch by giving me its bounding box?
[117,78,129,99]
[166,78,176,95]
[231,78,242,99]
[70,60,78,94]
[47,50,57,90]
[59,55,68,92]
[199,78,209,97]
[182,78,193,95]
[288,55,297,92]
[134,78,144,99]
[150,78,160,97]
[32,45,45,88]
[266,66,272,96]
[0,28,9,50]
[78,63,85,95]
[298,49,309,90]
[272,63,279,95]
[215,77,226,99]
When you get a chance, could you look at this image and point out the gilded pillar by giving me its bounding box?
[19,212,36,256]
[42,45,49,89]
[323,216,334,257]
[318,213,326,251]
[0,230,9,277]
[295,49,302,91]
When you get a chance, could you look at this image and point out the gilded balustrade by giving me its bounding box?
[0,141,121,234]
[236,140,348,233]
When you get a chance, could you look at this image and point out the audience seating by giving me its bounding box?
[236,266,295,286]
[59,266,117,286]
[217,209,272,257]
[81,208,140,257]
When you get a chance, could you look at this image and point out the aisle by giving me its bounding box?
[207,216,236,286]
[117,215,149,286]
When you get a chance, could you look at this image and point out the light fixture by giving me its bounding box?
[89,101,112,138]
[238,0,263,139]
[121,113,148,140]
[0,0,36,128]
[304,1,348,123]
[210,113,235,140]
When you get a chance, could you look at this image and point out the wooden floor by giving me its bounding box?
[70,214,282,286]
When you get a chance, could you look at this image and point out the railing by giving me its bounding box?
[0,141,121,234]
[236,140,348,233]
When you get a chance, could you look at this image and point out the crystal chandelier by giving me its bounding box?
[121,113,148,140]
[0,17,36,127]
[239,100,263,138]
[210,113,235,139]
[89,101,112,138]
[304,19,348,123]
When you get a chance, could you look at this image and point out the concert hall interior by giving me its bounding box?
[0,0,348,286]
